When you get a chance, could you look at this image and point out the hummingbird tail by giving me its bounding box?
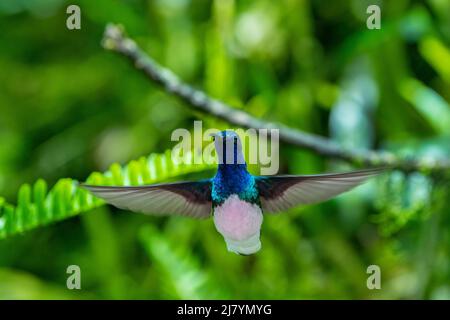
[224,233,261,255]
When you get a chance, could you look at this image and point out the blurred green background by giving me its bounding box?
[0,0,449,299]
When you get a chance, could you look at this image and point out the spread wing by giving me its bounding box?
[82,180,212,219]
[256,168,384,213]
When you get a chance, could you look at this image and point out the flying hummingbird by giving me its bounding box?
[83,130,382,255]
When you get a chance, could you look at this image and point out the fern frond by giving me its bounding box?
[0,150,215,240]
[139,224,229,299]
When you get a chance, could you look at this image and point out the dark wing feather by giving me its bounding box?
[82,180,212,219]
[256,168,384,213]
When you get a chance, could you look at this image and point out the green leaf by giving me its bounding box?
[399,78,450,134]
[139,224,228,299]
[419,36,450,83]
[33,179,48,224]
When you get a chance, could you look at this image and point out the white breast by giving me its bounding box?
[213,194,263,255]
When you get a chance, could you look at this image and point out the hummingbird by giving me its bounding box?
[83,130,383,255]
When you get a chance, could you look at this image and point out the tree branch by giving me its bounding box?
[101,24,449,173]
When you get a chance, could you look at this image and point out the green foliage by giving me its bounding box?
[0,151,214,240]
[140,225,229,299]
[374,171,434,235]
[0,268,88,299]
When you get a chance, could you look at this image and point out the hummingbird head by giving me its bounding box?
[211,130,245,165]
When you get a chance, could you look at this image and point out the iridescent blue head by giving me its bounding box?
[211,130,256,204]
[211,130,246,165]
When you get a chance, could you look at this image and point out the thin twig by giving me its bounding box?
[101,24,450,173]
